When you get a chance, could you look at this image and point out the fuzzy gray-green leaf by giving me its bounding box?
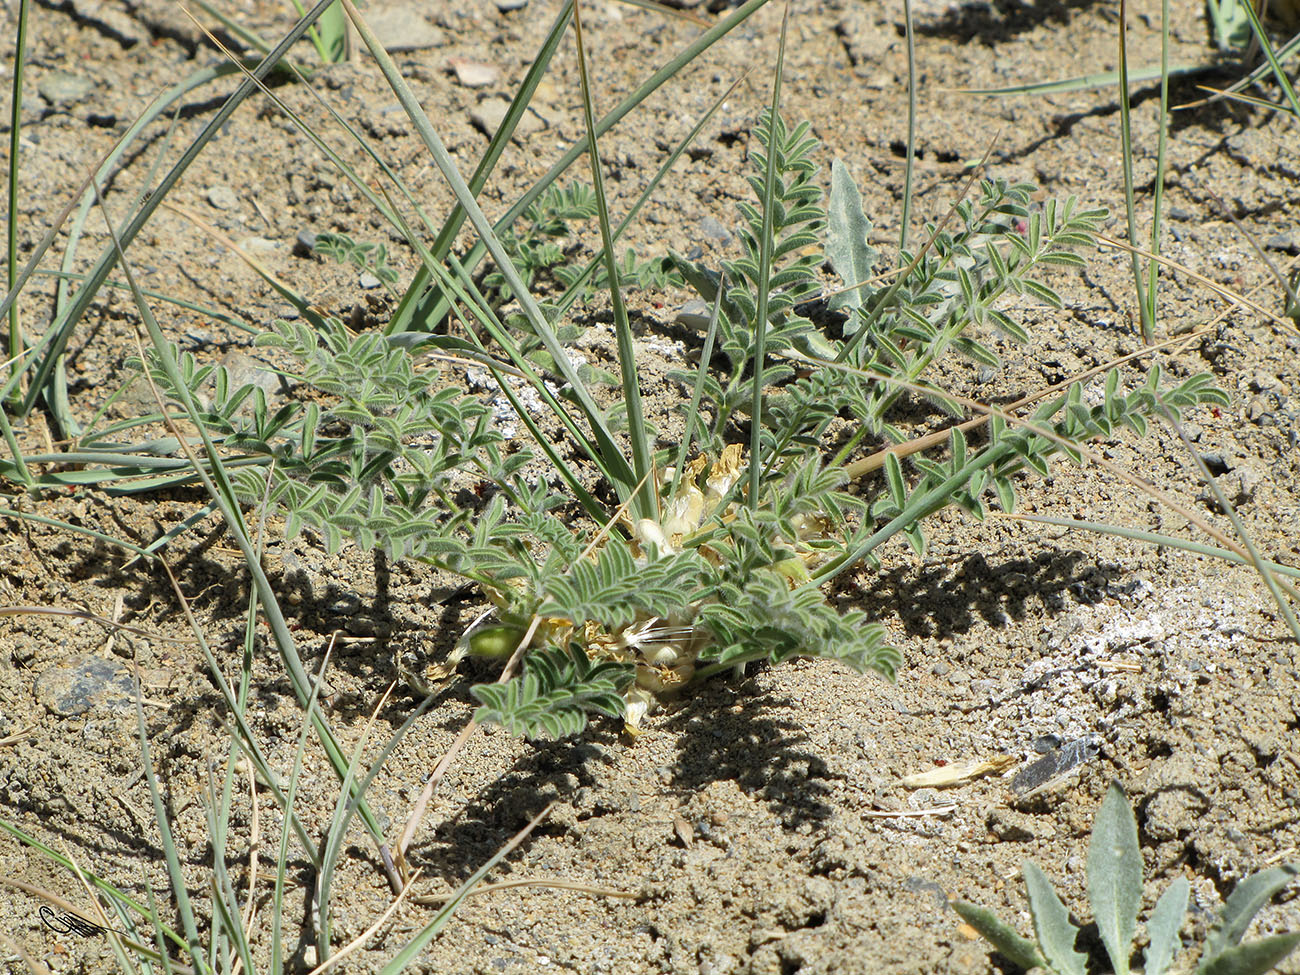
[1205,864,1300,961]
[1197,932,1300,975]
[826,160,876,312]
[950,900,1045,971]
[1144,876,1189,975]
[1023,861,1086,975]
[1088,781,1142,975]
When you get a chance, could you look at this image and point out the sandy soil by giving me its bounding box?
[2,0,1300,972]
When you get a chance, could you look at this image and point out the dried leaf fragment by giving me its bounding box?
[902,754,1017,789]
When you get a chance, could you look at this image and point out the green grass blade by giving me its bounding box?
[388,0,575,334]
[961,59,1213,95]
[341,0,639,506]
[0,506,153,557]
[315,692,436,966]
[315,701,375,962]
[297,0,348,62]
[5,0,31,408]
[34,268,256,336]
[0,819,189,956]
[1238,0,1300,117]
[668,277,725,505]
[547,73,744,324]
[900,0,916,254]
[134,690,208,971]
[1117,0,1152,341]
[16,0,334,419]
[1196,31,1300,107]
[61,857,147,975]
[1160,401,1300,641]
[144,882,181,974]
[0,406,34,488]
[102,189,391,853]
[993,514,1300,586]
[378,806,554,973]
[391,0,774,335]
[191,0,276,57]
[272,656,334,974]
[571,1,654,519]
[0,57,263,408]
[52,83,185,440]
[407,241,613,521]
[1145,0,1171,336]
[205,790,256,975]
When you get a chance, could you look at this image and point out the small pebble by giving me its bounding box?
[329,592,362,616]
[1265,231,1300,254]
[294,230,317,257]
[35,655,135,716]
[496,0,528,10]
[447,57,499,87]
[365,7,445,52]
[469,97,544,138]
[698,215,731,243]
[237,236,279,253]
[68,0,147,44]
[207,184,238,210]
[675,299,712,331]
[38,71,95,106]
[359,271,381,289]
[217,351,286,411]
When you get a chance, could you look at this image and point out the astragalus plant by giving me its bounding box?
[953,783,1300,975]
[30,0,1222,742]
[138,61,1225,741]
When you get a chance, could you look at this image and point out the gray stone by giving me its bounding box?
[1265,231,1300,254]
[675,299,712,331]
[469,97,545,138]
[329,592,362,616]
[496,0,528,10]
[237,236,280,253]
[220,351,283,396]
[836,8,898,68]
[987,808,1055,842]
[447,57,499,88]
[207,184,238,210]
[699,215,732,243]
[365,7,444,53]
[67,0,148,46]
[35,655,135,716]
[38,71,95,106]
[359,271,381,289]
[209,351,289,417]
[1011,736,1098,795]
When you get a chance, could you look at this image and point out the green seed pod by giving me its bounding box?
[468,624,525,659]
[770,556,811,585]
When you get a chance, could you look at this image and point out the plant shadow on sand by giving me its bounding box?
[845,547,1124,639]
